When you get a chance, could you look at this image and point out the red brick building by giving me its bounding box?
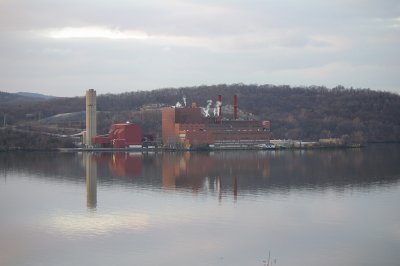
[162,103,271,149]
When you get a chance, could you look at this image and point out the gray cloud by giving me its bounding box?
[0,0,399,96]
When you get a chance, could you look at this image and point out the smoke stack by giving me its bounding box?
[233,95,238,120]
[85,89,97,147]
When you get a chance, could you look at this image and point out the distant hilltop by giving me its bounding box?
[0,91,57,104]
[15,92,56,99]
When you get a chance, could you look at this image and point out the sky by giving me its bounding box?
[0,0,399,97]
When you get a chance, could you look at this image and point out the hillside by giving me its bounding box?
[1,84,400,144]
[0,91,55,104]
[15,92,56,100]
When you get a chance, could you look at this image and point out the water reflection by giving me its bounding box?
[1,144,400,199]
[72,145,400,209]
[48,212,149,238]
[93,152,143,177]
[1,145,400,266]
[84,153,97,209]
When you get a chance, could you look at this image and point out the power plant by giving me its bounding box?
[162,95,271,149]
[84,90,272,150]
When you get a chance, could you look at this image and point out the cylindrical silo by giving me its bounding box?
[85,89,97,147]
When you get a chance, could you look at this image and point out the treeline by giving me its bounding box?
[1,84,400,142]
[0,128,75,151]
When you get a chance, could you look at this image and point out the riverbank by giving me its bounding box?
[57,143,365,153]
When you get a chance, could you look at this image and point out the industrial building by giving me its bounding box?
[92,123,145,148]
[83,89,271,150]
[83,89,154,149]
[162,95,271,149]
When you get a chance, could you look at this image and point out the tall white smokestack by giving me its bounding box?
[85,89,97,147]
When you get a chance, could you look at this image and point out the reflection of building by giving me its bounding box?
[89,152,144,178]
[161,152,270,196]
[162,95,271,149]
[85,152,97,209]
[83,152,145,210]
[83,151,271,203]
[109,153,143,177]
[161,152,214,189]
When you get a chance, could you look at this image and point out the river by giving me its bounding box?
[1,144,399,266]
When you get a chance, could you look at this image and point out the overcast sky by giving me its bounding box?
[0,0,399,97]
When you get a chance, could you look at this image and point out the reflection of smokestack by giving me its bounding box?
[233,176,237,202]
[233,95,237,120]
[85,89,97,147]
[85,153,97,209]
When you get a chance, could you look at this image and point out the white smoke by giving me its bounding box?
[182,96,187,107]
[201,99,213,117]
[214,101,222,117]
[206,100,212,114]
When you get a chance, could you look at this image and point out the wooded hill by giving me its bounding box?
[1,84,400,143]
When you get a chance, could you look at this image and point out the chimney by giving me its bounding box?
[233,95,237,120]
[85,89,97,147]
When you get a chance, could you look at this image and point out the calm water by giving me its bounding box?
[1,144,400,266]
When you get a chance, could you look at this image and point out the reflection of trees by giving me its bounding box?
[1,145,400,196]
[0,152,84,181]
[159,147,400,192]
[267,146,399,189]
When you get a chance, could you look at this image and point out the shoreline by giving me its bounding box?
[58,143,366,152]
[11,142,400,153]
